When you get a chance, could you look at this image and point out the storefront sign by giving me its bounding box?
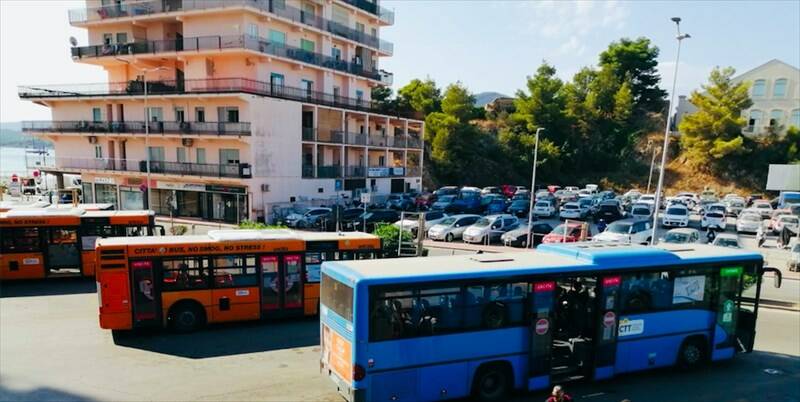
[205,184,247,194]
[125,177,144,186]
[391,167,405,176]
[618,318,644,337]
[95,177,115,185]
[156,181,206,192]
[368,167,389,177]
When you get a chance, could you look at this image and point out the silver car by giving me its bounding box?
[427,214,481,242]
[463,214,520,244]
[736,212,763,234]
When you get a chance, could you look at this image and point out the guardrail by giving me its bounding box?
[22,120,251,136]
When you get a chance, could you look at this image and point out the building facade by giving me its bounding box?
[674,59,800,135]
[21,0,424,223]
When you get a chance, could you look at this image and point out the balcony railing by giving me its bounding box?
[302,127,315,141]
[18,77,420,119]
[317,130,345,144]
[71,34,392,84]
[302,164,314,178]
[22,120,251,136]
[367,165,404,177]
[338,130,367,146]
[406,166,421,177]
[317,165,342,178]
[26,156,251,179]
[339,0,394,24]
[345,165,366,177]
[68,0,394,54]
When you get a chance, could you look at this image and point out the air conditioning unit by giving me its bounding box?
[182,138,194,147]
[88,136,98,144]
[261,184,270,192]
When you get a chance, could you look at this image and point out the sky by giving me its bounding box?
[1,0,799,122]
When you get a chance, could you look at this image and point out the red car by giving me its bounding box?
[542,222,586,243]
[501,185,520,199]
[415,192,435,210]
[547,185,562,193]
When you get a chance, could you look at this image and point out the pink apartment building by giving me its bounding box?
[20,0,424,223]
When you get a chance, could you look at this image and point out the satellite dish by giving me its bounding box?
[69,36,78,47]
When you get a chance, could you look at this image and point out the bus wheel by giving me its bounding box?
[169,302,206,333]
[678,337,706,369]
[472,362,512,402]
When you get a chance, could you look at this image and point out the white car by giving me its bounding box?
[559,202,586,220]
[623,190,642,199]
[773,214,800,235]
[284,207,331,228]
[736,212,763,234]
[661,228,702,244]
[662,204,690,228]
[394,210,448,236]
[712,233,741,248]
[585,184,599,193]
[752,200,774,219]
[427,214,481,242]
[701,210,726,230]
[593,219,653,245]
[577,189,593,198]
[638,194,657,208]
[564,186,580,192]
[463,214,519,244]
[533,201,557,218]
[630,203,653,221]
[788,240,799,272]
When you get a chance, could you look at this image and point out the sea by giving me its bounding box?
[0,146,57,186]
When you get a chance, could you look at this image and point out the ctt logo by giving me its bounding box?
[618,318,645,337]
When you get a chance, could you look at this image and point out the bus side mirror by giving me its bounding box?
[762,267,782,288]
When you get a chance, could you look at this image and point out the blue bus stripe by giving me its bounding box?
[366,351,528,374]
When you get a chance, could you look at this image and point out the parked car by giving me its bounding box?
[788,240,800,272]
[511,192,531,202]
[448,190,481,214]
[434,186,460,198]
[577,189,593,198]
[725,198,746,217]
[349,209,400,232]
[723,193,742,202]
[711,233,742,248]
[507,199,531,218]
[559,202,587,220]
[699,188,719,203]
[700,210,726,231]
[752,200,774,219]
[564,186,580,192]
[746,193,764,207]
[661,228,702,244]
[394,210,448,237]
[501,222,554,248]
[481,194,508,214]
[577,197,594,217]
[427,214,481,242]
[481,186,502,196]
[415,192,435,210]
[430,195,457,211]
[584,184,599,193]
[772,214,800,235]
[598,190,616,201]
[662,204,690,228]
[630,203,653,221]
[595,201,626,223]
[501,185,521,199]
[736,212,763,234]
[462,214,519,244]
[533,200,557,218]
[542,222,586,244]
[592,219,653,245]
[622,190,642,200]
[638,194,657,209]
[386,193,415,211]
[284,207,332,228]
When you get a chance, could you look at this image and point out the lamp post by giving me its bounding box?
[526,127,544,248]
[651,18,690,245]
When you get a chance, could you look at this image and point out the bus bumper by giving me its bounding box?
[321,361,365,402]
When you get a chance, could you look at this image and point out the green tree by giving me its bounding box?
[679,67,752,169]
[440,82,476,122]
[599,37,667,116]
[513,62,568,141]
[397,78,441,115]
[371,86,395,113]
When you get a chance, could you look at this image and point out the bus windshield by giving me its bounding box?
[320,273,353,321]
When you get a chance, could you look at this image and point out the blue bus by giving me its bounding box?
[319,243,781,402]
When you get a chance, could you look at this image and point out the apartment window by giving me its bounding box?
[770,110,783,127]
[218,107,239,123]
[92,107,102,122]
[147,107,163,122]
[246,23,258,38]
[356,90,364,104]
[356,22,365,33]
[301,79,314,96]
[300,39,315,53]
[103,33,113,45]
[195,107,205,122]
[270,73,285,92]
[378,155,385,166]
[791,109,800,129]
[176,147,187,163]
[301,2,315,18]
[333,86,341,99]
[331,47,341,60]
[174,107,185,122]
[196,148,207,164]
[331,4,349,25]
[116,32,127,44]
[752,79,766,97]
[773,79,787,98]
[371,28,377,37]
[269,30,286,46]
[220,149,240,164]
[148,146,165,161]
[748,110,763,129]
[94,145,103,158]
[272,0,285,9]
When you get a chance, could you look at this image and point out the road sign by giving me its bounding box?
[535,318,549,335]
[603,311,616,328]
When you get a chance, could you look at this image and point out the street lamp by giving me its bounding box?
[651,18,690,245]
[526,127,544,249]
[115,58,167,211]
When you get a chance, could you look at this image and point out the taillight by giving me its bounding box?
[353,364,366,381]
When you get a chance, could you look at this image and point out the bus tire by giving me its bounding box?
[471,362,512,402]
[168,301,206,333]
[677,336,707,370]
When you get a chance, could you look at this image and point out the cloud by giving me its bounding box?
[519,0,631,42]
[559,36,586,56]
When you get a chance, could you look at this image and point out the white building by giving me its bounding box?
[675,59,800,135]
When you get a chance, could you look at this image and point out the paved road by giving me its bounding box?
[1,279,798,402]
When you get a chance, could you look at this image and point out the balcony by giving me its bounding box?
[27,156,252,179]
[339,0,395,24]
[345,165,366,177]
[302,127,315,141]
[301,164,341,178]
[317,130,345,144]
[19,78,419,119]
[71,35,392,84]
[22,120,251,136]
[338,131,367,146]
[367,166,405,177]
[406,166,421,177]
[68,0,394,54]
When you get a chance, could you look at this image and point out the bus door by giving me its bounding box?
[713,266,743,360]
[593,275,621,380]
[44,227,82,275]
[549,277,598,382]
[130,260,159,327]
[527,280,556,391]
[260,254,304,316]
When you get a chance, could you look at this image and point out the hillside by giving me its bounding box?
[474,92,511,107]
[0,122,52,148]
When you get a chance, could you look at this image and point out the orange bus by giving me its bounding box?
[95,230,381,333]
[0,208,161,280]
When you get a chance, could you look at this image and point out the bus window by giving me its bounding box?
[212,255,258,287]
[305,252,335,283]
[161,257,209,291]
[620,271,673,313]
[124,226,146,237]
[356,251,375,260]
[321,273,353,321]
[260,256,280,309]
[0,227,40,253]
[51,228,78,244]
[284,255,303,308]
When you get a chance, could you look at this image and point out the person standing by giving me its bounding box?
[546,385,573,402]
